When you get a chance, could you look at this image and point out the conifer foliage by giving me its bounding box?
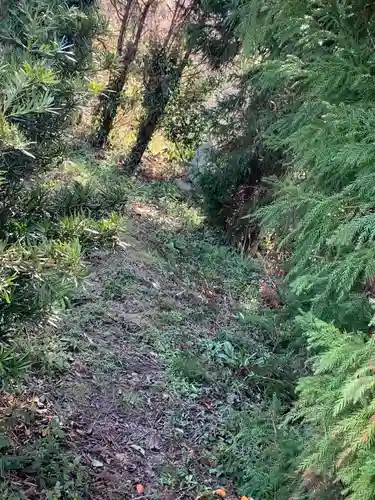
[217,0,375,498]
[239,0,375,328]
[294,313,375,500]
[192,0,375,497]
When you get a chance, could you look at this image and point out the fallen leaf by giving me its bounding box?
[136,484,145,494]
[130,444,146,456]
[215,489,226,497]
[91,459,104,468]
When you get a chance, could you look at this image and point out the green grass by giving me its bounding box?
[0,410,88,500]
[102,269,138,299]
[0,144,306,499]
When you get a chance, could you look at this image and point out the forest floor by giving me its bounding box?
[1,149,268,500]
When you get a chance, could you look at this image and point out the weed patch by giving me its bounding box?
[0,395,89,499]
[1,146,305,499]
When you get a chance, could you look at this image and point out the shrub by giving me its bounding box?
[0,0,103,384]
[162,68,216,160]
[239,0,375,329]
[292,313,375,500]
[193,72,285,249]
[218,398,303,500]
[0,169,127,341]
[228,0,375,496]
[0,0,103,188]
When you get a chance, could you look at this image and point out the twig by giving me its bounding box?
[175,485,197,500]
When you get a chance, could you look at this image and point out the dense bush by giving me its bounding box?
[162,68,217,160]
[0,0,104,375]
[0,0,102,187]
[211,0,375,498]
[219,398,302,499]
[293,313,375,500]
[193,71,285,249]
[242,0,375,329]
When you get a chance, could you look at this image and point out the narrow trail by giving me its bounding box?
[40,203,257,499]
[4,188,262,499]
[42,200,259,499]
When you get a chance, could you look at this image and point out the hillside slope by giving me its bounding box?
[1,152,296,499]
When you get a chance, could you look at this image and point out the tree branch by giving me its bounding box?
[116,0,134,56]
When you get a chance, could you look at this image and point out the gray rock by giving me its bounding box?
[174,178,192,193]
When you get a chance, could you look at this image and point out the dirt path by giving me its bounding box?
[48,214,245,499]
[2,197,261,499]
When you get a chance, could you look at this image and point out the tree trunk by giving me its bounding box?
[92,42,136,149]
[122,49,191,173]
[92,0,154,149]
[124,109,162,172]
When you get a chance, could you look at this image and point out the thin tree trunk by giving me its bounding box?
[123,112,161,172]
[92,0,154,149]
[92,42,136,148]
[116,0,133,56]
[123,49,191,172]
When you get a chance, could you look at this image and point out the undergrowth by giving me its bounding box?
[0,0,311,498]
[6,0,375,497]
[0,403,88,499]
[0,144,310,499]
[0,148,135,496]
[185,0,375,497]
[129,185,307,499]
[0,151,133,383]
